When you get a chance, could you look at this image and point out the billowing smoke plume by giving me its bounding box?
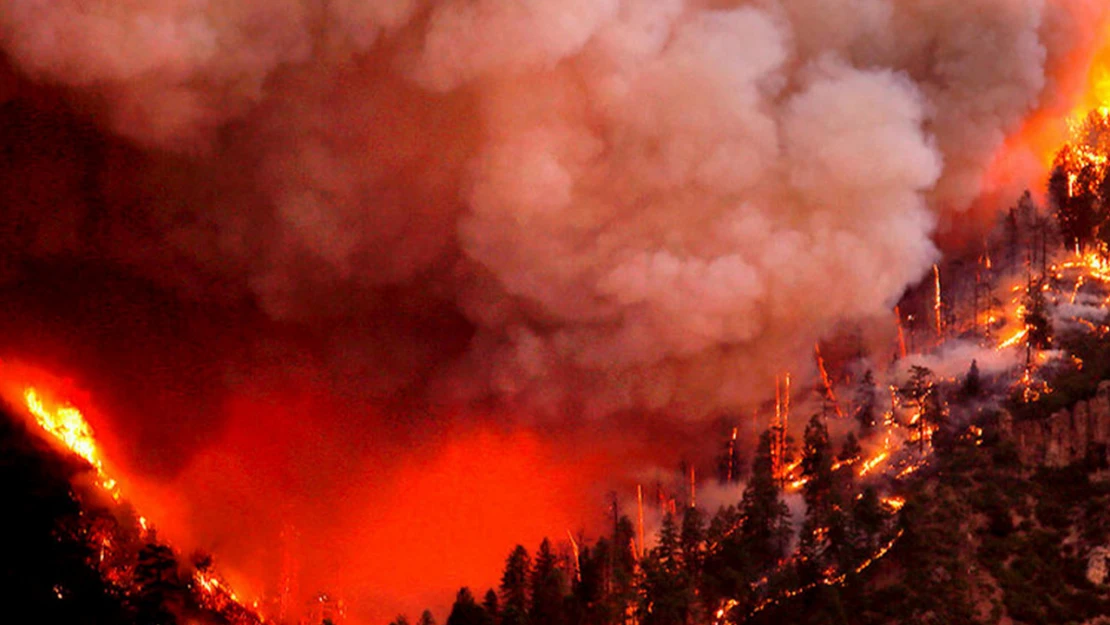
[0,0,1106,621]
[0,0,1096,419]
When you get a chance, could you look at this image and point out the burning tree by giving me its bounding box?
[1050,108,1110,255]
[716,426,744,484]
[897,366,945,453]
[797,416,855,584]
[1022,278,1053,351]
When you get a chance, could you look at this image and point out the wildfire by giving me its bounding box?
[18,382,267,623]
[881,496,905,512]
[896,462,924,479]
[732,529,907,623]
[933,263,943,338]
[771,374,791,486]
[23,387,121,502]
[998,327,1029,351]
[895,306,907,360]
[814,344,844,418]
[1059,252,1110,283]
[858,451,888,477]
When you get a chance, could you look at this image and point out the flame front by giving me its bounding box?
[24,387,121,501]
[19,383,268,623]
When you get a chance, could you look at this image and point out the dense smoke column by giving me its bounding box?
[1,0,1099,418]
[0,0,1107,621]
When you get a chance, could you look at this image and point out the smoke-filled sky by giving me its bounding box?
[0,0,1108,621]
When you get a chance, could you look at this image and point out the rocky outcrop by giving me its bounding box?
[1000,381,1110,467]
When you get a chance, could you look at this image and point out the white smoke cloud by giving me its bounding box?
[0,0,1101,417]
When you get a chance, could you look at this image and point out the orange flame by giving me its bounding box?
[894,306,907,360]
[23,387,122,502]
[20,382,266,622]
[986,9,1110,194]
[814,344,844,418]
[881,496,906,512]
[933,264,943,339]
[858,451,889,477]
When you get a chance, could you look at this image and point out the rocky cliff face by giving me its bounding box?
[1000,381,1110,467]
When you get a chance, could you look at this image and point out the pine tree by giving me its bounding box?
[657,513,680,570]
[797,416,842,583]
[447,588,489,625]
[530,539,566,625]
[418,610,437,625]
[609,515,638,622]
[1050,165,1076,250]
[571,542,607,625]
[500,546,531,625]
[962,359,982,399]
[680,506,705,580]
[679,506,706,622]
[639,513,692,625]
[839,432,861,464]
[715,428,744,484]
[801,415,834,514]
[853,487,885,552]
[852,370,877,436]
[898,366,943,453]
[1023,278,1053,350]
[739,430,792,568]
[482,589,500,625]
[132,542,182,625]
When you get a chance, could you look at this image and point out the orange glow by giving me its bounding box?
[933,264,943,339]
[23,387,120,499]
[881,496,905,512]
[6,370,265,621]
[814,344,844,418]
[986,7,1110,195]
[1062,15,1110,137]
[332,424,607,622]
[998,327,1029,351]
[1,359,616,624]
[894,306,907,360]
[858,451,888,477]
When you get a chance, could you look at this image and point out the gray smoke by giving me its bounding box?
[0,0,1102,417]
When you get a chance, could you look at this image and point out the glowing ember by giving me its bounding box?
[881,496,906,511]
[858,451,889,477]
[734,529,907,623]
[998,327,1029,351]
[814,344,844,418]
[896,462,924,479]
[933,263,943,338]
